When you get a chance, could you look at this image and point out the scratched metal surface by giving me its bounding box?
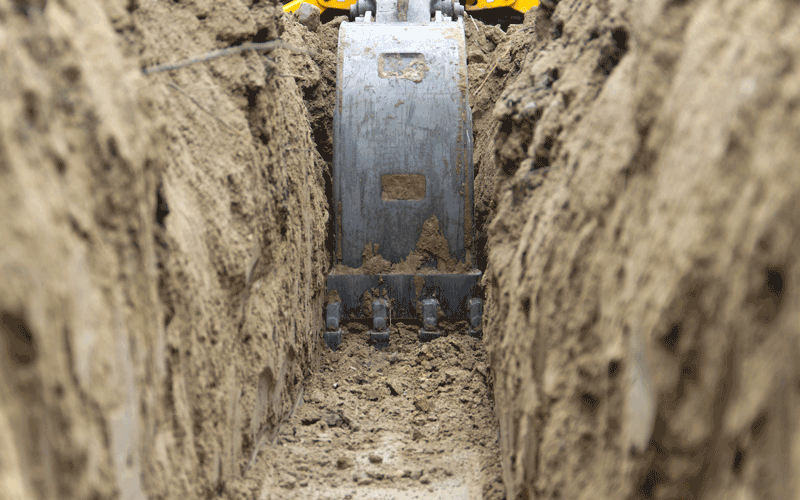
[333,13,473,266]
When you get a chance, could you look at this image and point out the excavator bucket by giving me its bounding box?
[324,0,482,349]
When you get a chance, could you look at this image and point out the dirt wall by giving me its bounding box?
[0,1,160,498]
[1,0,331,499]
[483,0,800,498]
[136,2,332,497]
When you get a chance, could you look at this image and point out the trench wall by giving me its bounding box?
[0,0,331,498]
[483,0,800,498]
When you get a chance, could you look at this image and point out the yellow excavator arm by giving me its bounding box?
[283,0,356,14]
[465,0,538,13]
[283,0,538,14]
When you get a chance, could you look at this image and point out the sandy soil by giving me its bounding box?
[223,322,504,500]
[483,0,800,498]
[0,1,161,498]
[3,0,800,499]
[1,0,332,498]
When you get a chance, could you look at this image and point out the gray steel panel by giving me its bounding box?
[333,19,473,267]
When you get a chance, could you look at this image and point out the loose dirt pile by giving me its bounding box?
[482,0,800,499]
[225,323,504,499]
[334,215,472,275]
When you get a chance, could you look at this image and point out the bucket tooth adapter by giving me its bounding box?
[324,0,482,349]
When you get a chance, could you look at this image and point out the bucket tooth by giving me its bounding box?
[468,297,483,339]
[419,298,441,342]
[324,302,343,351]
[369,299,391,346]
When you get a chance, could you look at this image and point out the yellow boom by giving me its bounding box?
[465,0,538,13]
[283,0,538,14]
[283,0,356,14]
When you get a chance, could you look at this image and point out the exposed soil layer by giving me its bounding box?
[483,0,800,498]
[0,1,161,498]
[225,322,504,500]
[465,14,534,270]
[1,1,332,499]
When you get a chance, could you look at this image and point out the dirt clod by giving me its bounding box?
[337,457,355,470]
[413,397,434,413]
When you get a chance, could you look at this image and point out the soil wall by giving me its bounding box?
[0,0,331,499]
[483,0,800,498]
[0,1,161,498]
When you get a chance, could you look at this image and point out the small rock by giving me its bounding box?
[365,387,383,401]
[294,2,321,31]
[410,470,423,480]
[413,397,433,413]
[337,456,355,469]
[386,380,402,396]
[368,452,383,464]
[308,389,325,404]
[412,429,424,441]
[323,412,343,428]
[420,475,431,485]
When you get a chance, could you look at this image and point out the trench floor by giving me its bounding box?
[253,321,505,500]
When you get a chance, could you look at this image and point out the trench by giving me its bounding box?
[252,11,517,500]
[5,0,799,499]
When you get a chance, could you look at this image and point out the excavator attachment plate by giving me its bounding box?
[329,0,480,328]
[334,13,473,267]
